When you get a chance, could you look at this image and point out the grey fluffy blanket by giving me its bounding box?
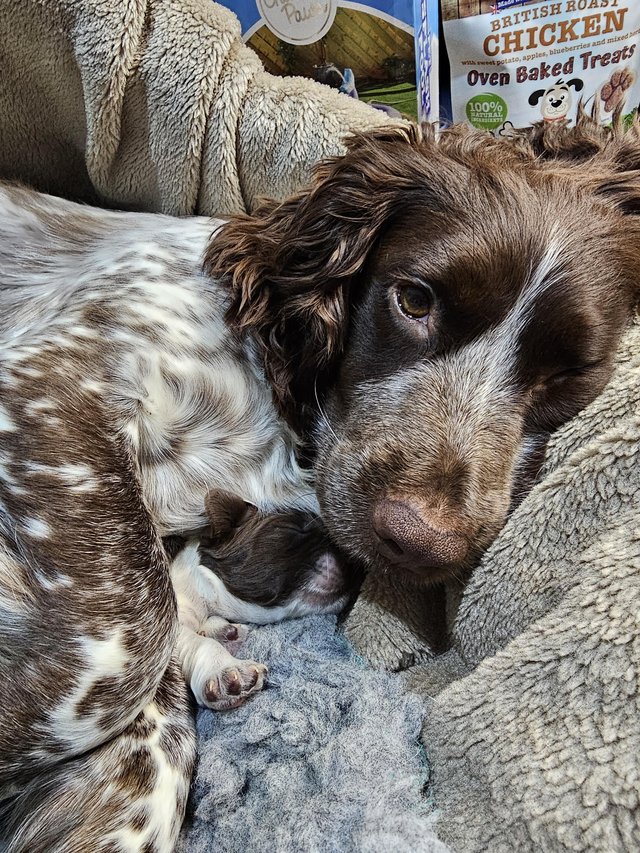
[347,316,640,852]
[177,615,448,853]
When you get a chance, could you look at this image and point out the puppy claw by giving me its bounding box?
[218,623,249,654]
[221,624,239,642]
[198,617,249,653]
[201,661,267,711]
[224,669,242,695]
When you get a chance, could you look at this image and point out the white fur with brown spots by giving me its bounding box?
[0,182,323,852]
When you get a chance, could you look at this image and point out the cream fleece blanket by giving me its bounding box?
[0,0,389,216]
[347,316,640,852]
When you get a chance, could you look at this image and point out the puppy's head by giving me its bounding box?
[199,490,359,610]
[206,118,639,585]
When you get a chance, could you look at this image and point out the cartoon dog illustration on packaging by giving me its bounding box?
[529,79,584,123]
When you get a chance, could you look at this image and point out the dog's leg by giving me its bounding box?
[170,544,267,709]
[1,657,195,853]
[344,571,448,671]
[0,463,176,788]
[0,373,181,846]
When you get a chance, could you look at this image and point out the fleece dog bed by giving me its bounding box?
[347,316,640,852]
[0,0,390,217]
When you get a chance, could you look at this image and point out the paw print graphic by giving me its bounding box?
[601,68,635,113]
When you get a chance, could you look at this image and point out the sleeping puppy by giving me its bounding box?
[171,490,357,710]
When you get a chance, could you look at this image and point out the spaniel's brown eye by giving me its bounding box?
[396,284,433,320]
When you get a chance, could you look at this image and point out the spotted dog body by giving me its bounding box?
[0,185,315,851]
[2,660,194,853]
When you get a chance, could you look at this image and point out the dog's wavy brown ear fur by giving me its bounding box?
[205,116,640,432]
[204,124,431,432]
[589,114,640,220]
[518,107,640,309]
[530,105,640,219]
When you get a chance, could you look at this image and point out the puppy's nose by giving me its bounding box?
[372,499,468,570]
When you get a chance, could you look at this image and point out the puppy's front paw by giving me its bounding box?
[199,661,268,711]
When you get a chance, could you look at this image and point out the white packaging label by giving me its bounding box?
[444,1,640,133]
[256,0,337,45]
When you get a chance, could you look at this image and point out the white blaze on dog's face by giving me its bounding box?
[311,163,634,582]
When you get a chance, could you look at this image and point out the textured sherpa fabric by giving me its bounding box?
[177,615,449,853]
[348,315,640,852]
[0,0,392,216]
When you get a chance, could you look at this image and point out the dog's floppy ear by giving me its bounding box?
[575,111,640,305]
[204,490,257,541]
[526,104,640,175]
[204,124,428,433]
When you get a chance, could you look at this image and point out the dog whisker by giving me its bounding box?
[314,378,340,444]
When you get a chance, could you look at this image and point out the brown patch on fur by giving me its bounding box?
[130,807,151,832]
[116,747,158,797]
[130,712,158,740]
[74,676,125,718]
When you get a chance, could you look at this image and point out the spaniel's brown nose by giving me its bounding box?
[372,499,468,570]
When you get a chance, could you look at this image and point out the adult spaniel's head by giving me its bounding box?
[206,116,639,584]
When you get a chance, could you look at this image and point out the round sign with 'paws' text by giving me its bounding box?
[257,0,337,45]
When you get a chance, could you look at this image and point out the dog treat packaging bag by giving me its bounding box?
[213,0,431,119]
[436,1,640,132]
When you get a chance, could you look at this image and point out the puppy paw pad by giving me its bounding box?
[202,662,267,710]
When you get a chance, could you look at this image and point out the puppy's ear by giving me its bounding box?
[204,125,428,433]
[204,490,256,541]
